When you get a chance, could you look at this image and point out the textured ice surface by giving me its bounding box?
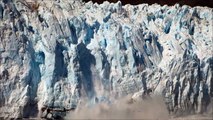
[0,0,212,118]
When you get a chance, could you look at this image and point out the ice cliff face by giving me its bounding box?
[0,0,212,118]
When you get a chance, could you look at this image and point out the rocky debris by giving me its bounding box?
[0,0,212,119]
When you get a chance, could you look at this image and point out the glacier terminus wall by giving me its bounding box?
[0,0,212,119]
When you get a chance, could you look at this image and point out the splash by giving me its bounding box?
[66,95,170,119]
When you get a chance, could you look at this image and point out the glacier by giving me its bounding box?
[0,0,212,119]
